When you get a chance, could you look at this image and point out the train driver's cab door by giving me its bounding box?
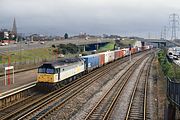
[56,68,60,80]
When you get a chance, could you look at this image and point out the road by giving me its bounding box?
[0,38,112,54]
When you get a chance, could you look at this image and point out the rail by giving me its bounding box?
[84,54,151,120]
[0,52,125,120]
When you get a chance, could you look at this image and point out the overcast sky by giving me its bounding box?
[0,0,180,38]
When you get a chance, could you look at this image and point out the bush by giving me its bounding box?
[52,44,56,48]
[158,50,175,78]
[57,43,79,54]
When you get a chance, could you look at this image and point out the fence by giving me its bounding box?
[0,53,82,74]
[167,77,180,107]
[0,56,56,74]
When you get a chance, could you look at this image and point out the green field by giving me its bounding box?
[158,50,180,80]
[121,39,136,45]
[98,41,115,52]
[0,48,55,64]
[0,39,137,64]
[120,39,137,47]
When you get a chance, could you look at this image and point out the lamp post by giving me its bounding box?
[129,44,132,62]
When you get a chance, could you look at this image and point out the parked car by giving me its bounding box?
[0,42,8,46]
[40,41,45,44]
[4,42,8,45]
[173,55,178,60]
[0,43,5,46]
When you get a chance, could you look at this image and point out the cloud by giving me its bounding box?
[0,0,180,38]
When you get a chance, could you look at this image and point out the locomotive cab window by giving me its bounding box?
[46,68,55,74]
[38,67,46,73]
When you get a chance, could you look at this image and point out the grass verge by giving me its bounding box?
[158,49,180,80]
[98,41,115,52]
[0,48,55,64]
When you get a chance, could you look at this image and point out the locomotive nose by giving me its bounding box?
[37,74,54,83]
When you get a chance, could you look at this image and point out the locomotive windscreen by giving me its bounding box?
[38,64,55,74]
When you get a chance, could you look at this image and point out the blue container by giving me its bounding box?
[82,54,99,71]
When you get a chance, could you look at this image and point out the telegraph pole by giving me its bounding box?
[169,13,179,40]
[160,30,163,40]
[163,26,168,40]
[148,32,151,39]
[161,26,168,40]
[129,44,131,62]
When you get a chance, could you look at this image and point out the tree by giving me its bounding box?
[52,44,56,48]
[56,43,78,54]
[64,33,68,39]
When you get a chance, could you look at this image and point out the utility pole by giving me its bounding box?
[129,44,131,62]
[161,26,168,40]
[160,30,163,40]
[169,13,179,40]
[148,32,151,39]
[163,26,168,40]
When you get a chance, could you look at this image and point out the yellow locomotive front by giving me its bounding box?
[36,58,85,91]
[37,64,58,83]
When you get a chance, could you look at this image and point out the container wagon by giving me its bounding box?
[81,54,99,72]
[98,53,105,67]
[114,50,124,60]
[107,51,115,62]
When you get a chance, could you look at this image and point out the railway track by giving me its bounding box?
[125,54,153,120]
[0,91,44,116]
[38,53,153,120]
[0,51,143,120]
[20,54,140,120]
[84,53,153,120]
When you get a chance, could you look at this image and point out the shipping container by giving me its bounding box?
[149,45,153,49]
[131,48,135,54]
[82,54,99,71]
[103,52,109,64]
[135,47,138,53]
[98,53,105,66]
[137,47,142,52]
[119,50,124,58]
[143,45,150,50]
[122,48,130,56]
[107,51,115,62]
[114,50,122,60]
[131,47,138,54]
[101,51,115,64]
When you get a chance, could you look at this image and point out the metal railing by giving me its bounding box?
[167,77,180,107]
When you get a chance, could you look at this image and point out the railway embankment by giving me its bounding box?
[157,49,180,119]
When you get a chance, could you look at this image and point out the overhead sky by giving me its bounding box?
[0,0,180,38]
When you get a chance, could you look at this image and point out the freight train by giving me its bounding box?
[36,46,152,90]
